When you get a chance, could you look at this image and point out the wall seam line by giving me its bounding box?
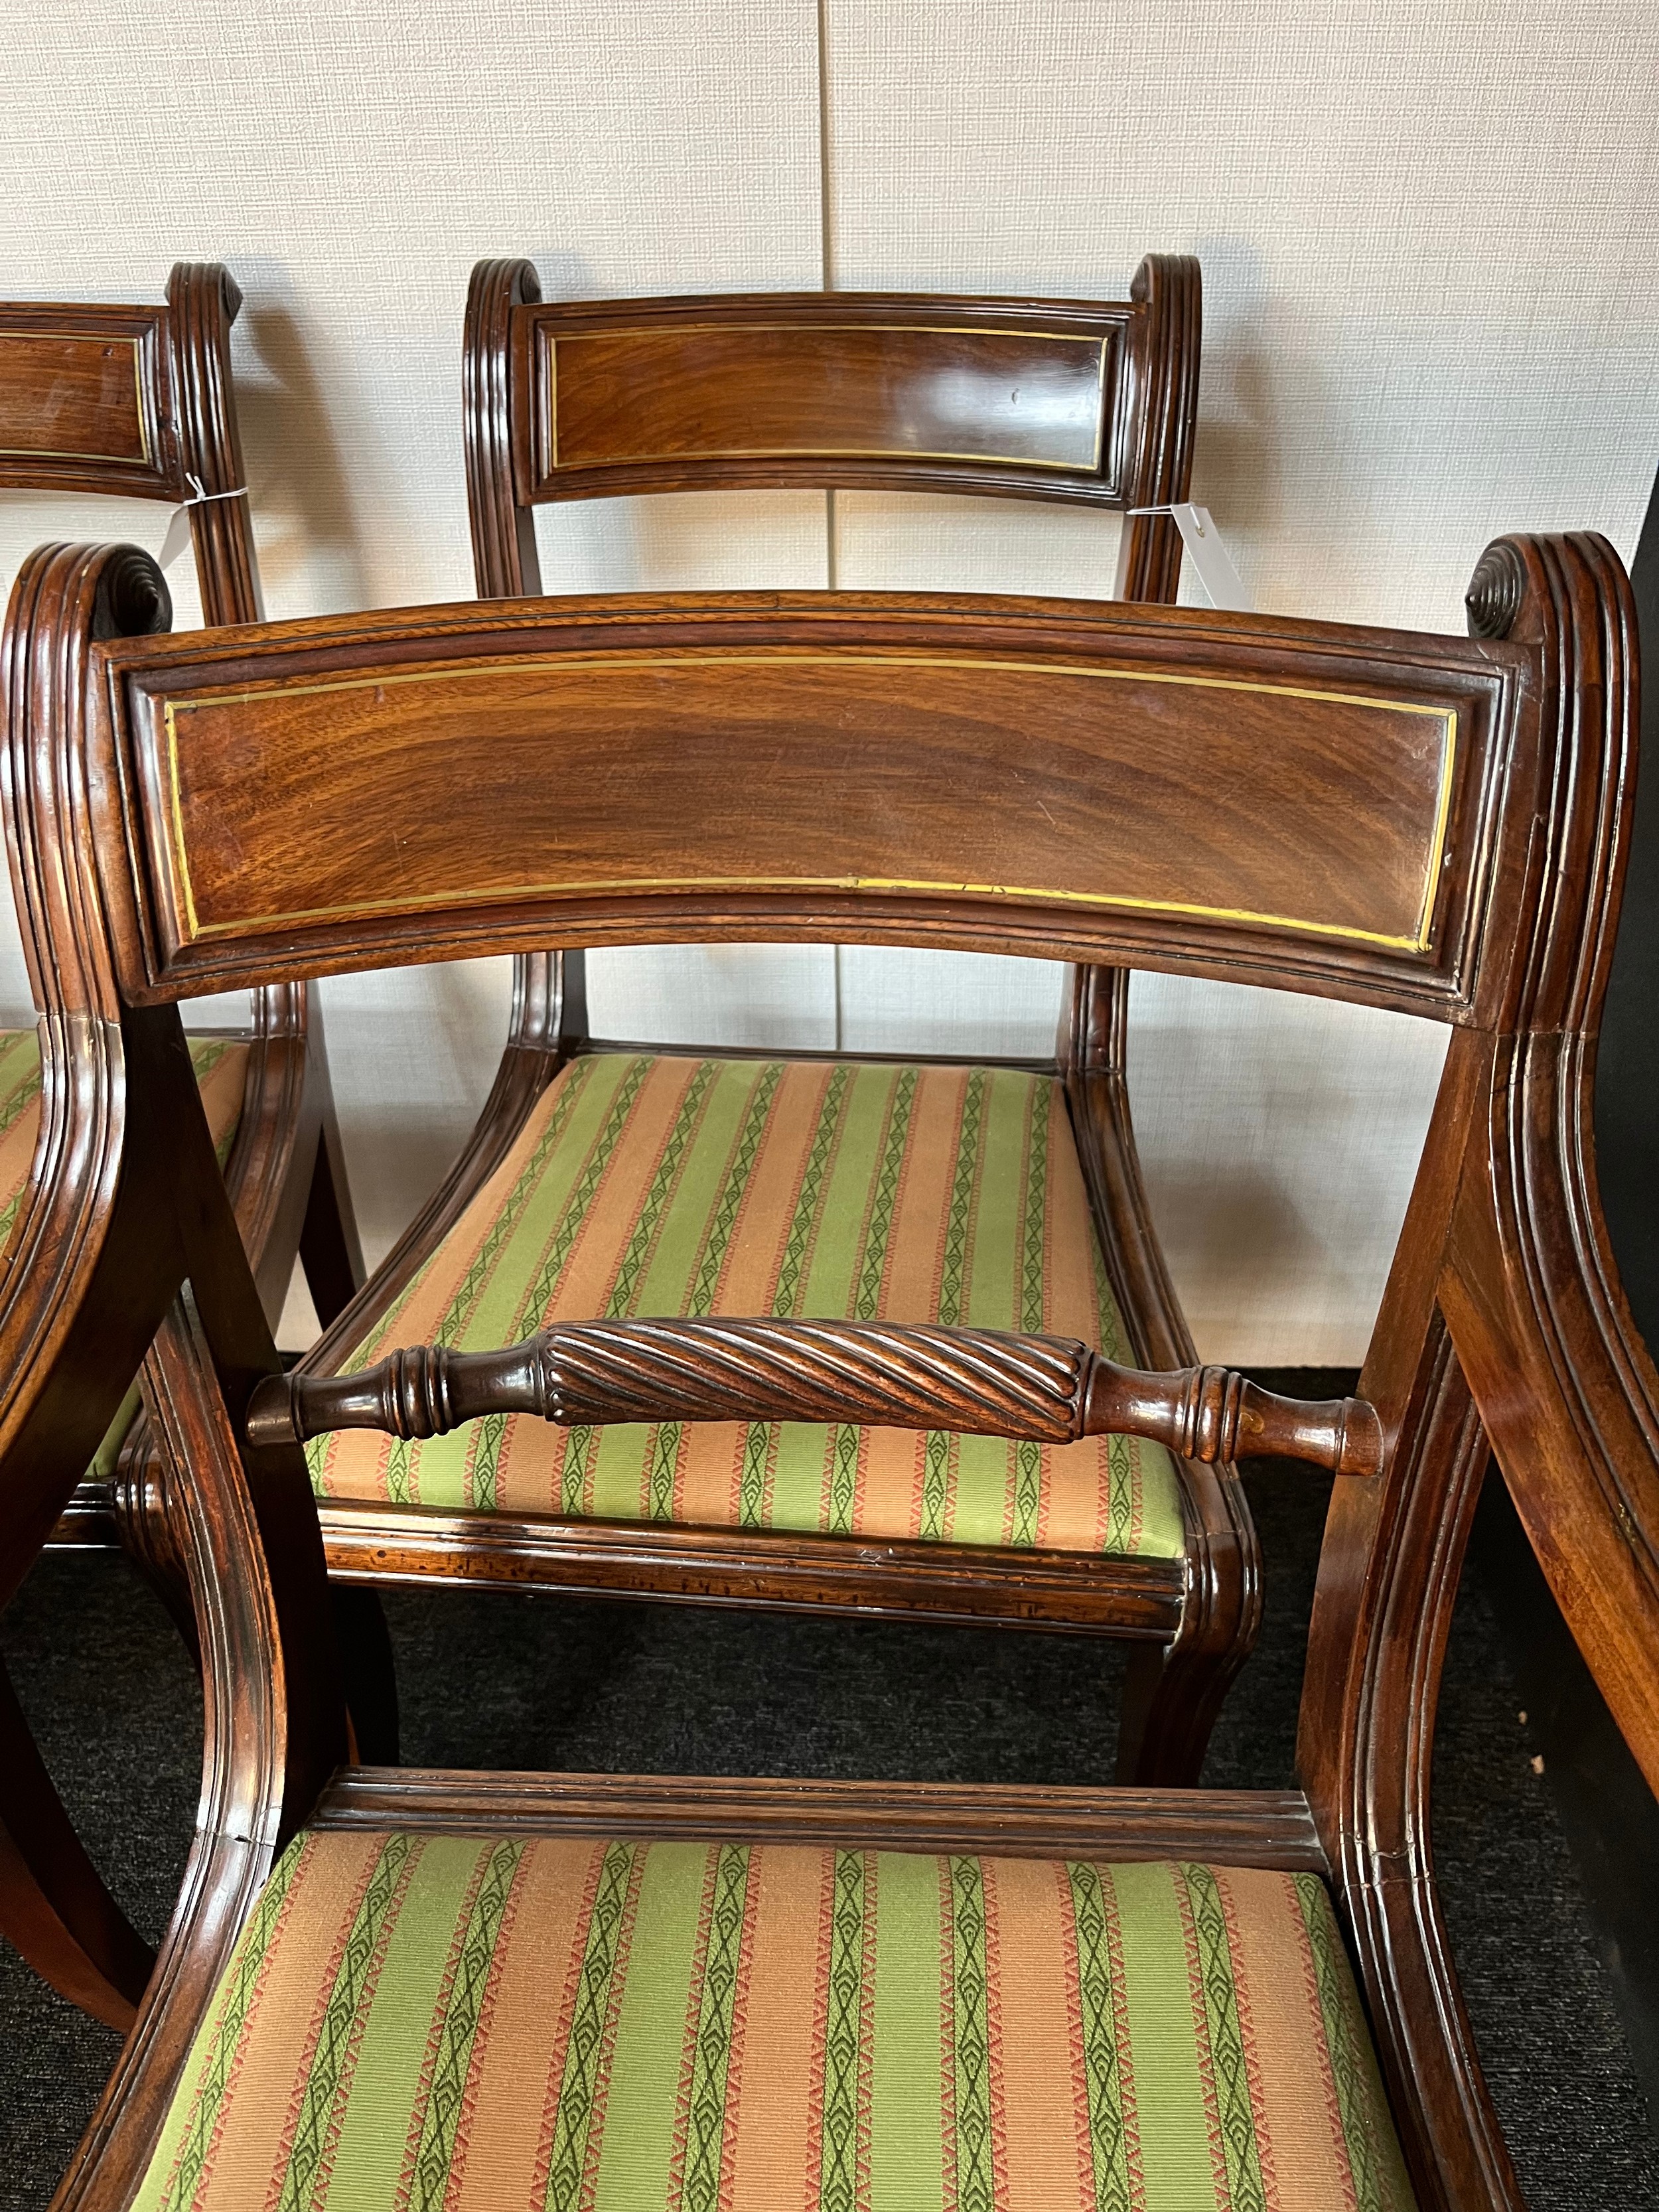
[818,0,845,1045]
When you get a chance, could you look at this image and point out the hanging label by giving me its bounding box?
[1125,502,1252,612]
[157,474,250,574]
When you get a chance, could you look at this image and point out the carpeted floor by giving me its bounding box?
[3,1408,1655,2206]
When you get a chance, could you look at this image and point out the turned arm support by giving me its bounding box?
[246,1319,1382,1477]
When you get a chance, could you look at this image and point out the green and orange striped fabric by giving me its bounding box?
[0,1027,250,1474]
[309,1054,1184,1558]
[133,1828,1417,2212]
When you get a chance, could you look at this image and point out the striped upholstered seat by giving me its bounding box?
[0,1027,250,1471]
[309,1055,1185,1558]
[131,1830,1415,2211]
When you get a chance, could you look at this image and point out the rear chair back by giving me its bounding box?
[0,263,263,624]
[464,256,1200,605]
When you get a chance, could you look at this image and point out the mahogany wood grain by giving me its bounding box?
[139,625,1458,958]
[100,588,1510,1021]
[0,311,172,498]
[8,536,1644,2212]
[312,1769,1329,1871]
[316,1502,1184,1631]
[521,297,1131,504]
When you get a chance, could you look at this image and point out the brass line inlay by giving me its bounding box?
[541,325,1111,479]
[0,332,151,467]
[160,650,1457,954]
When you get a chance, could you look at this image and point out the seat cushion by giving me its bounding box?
[133,1829,1416,2211]
[0,1027,250,1475]
[310,1055,1184,1558]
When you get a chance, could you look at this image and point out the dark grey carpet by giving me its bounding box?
[2,1408,1655,2205]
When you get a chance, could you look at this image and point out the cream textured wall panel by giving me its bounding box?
[1,0,828,1319]
[827,0,1659,1361]
[839,948,1064,1063]
[1127,978,1449,1368]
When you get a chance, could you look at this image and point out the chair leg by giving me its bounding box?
[1114,1631,1251,1787]
[114,1443,400,1763]
[297,1118,364,1332]
[0,1657,154,2029]
[111,1444,201,1668]
[332,1585,400,1765]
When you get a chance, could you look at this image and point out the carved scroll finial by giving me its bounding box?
[92,542,172,644]
[1465,541,1527,640]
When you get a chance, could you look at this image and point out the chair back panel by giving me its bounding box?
[518,297,1133,507]
[0,309,175,499]
[94,591,1525,1019]
[0,269,261,626]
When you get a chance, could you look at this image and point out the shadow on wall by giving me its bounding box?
[1127,974,1448,1367]
[516,248,648,595]
[226,259,370,615]
[1139,1159,1331,1349]
[1181,233,1382,620]
[1185,234,1279,564]
[316,956,517,1274]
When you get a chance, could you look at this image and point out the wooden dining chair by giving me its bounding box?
[0,268,372,2030]
[1,527,1649,2211]
[286,250,1232,1791]
[0,263,364,1529]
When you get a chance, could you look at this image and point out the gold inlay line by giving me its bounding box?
[160,649,1457,954]
[546,320,1111,344]
[541,327,1110,478]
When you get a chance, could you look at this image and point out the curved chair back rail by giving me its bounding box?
[90,583,1503,1017]
[3,532,1653,2212]
[245,1321,1384,1475]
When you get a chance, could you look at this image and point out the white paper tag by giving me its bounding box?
[157,501,195,574]
[1125,502,1252,612]
[157,475,250,575]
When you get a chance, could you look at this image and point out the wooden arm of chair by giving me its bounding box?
[246,1320,1382,1477]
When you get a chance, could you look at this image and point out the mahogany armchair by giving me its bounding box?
[0,267,367,2028]
[283,251,1235,1792]
[1,530,1651,2212]
[0,263,364,1512]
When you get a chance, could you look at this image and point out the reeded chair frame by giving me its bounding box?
[0,265,364,2028]
[0,260,364,1476]
[292,250,1240,1791]
[0,530,1650,2212]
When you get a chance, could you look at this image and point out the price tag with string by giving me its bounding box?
[157,472,250,574]
[1123,502,1252,611]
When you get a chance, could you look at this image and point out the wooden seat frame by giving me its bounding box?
[291,251,1240,1795]
[0,265,365,2028]
[2,530,1655,2212]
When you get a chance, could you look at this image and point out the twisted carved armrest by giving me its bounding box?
[246,1320,1383,1478]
